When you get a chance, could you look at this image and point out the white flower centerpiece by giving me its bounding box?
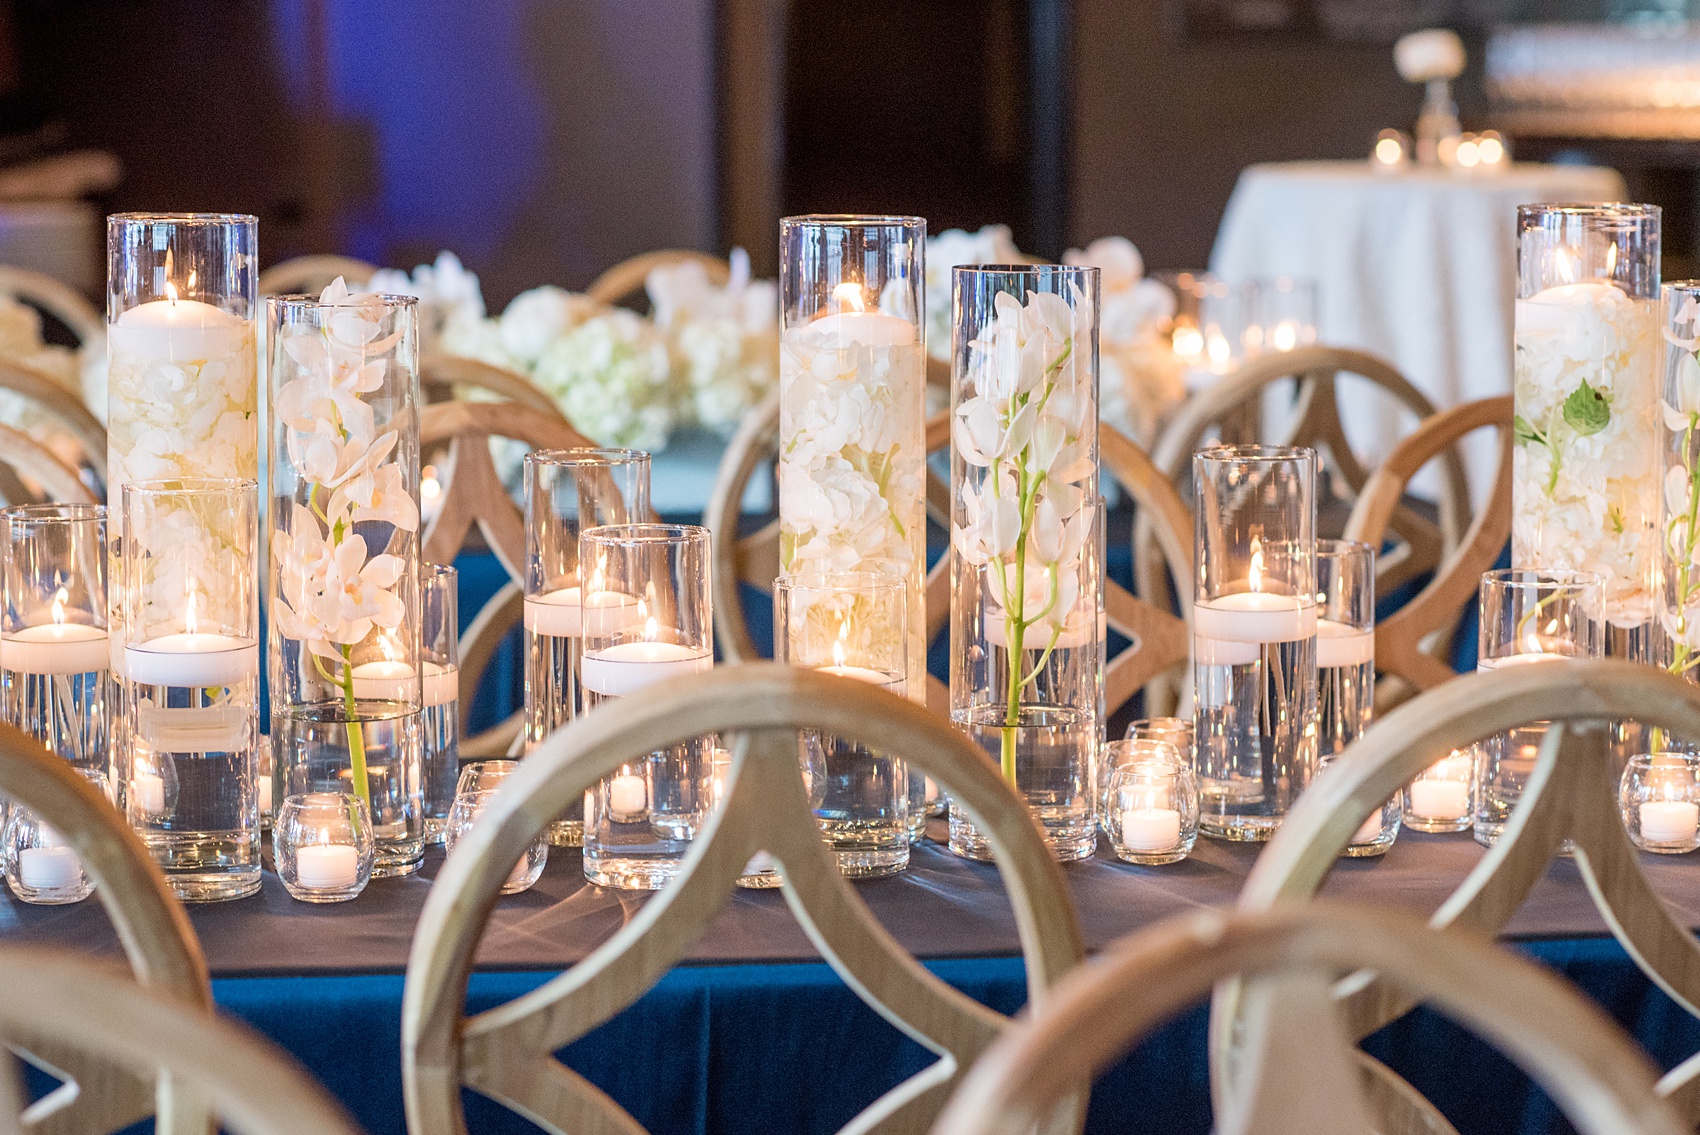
[1063,236,1183,444]
[1513,204,1661,649]
[949,264,1102,862]
[778,216,928,696]
[267,280,425,876]
[648,247,779,434]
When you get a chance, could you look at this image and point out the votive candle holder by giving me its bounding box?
[1621,753,1700,854]
[445,787,547,894]
[275,791,375,903]
[1105,753,1198,865]
[1,768,104,904]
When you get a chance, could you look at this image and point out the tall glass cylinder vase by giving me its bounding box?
[1,506,110,783]
[580,524,713,890]
[1514,204,1660,659]
[420,564,459,845]
[1660,282,1700,683]
[1193,445,1318,842]
[778,216,927,703]
[267,287,424,877]
[522,448,651,846]
[120,479,260,902]
[948,264,1103,863]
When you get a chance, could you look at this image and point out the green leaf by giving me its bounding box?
[1562,380,1611,437]
[1512,414,1545,448]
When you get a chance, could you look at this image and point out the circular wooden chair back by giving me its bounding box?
[1214,659,1700,1130]
[1146,346,1467,602]
[257,255,380,296]
[705,395,957,711]
[584,249,730,308]
[419,400,596,757]
[418,354,565,420]
[0,946,360,1135]
[1098,424,1194,717]
[0,358,107,491]
[933,903,1685,1135]
[1343,396,1512,707]
[0,266,102,346]
[401,664,1085,1135]
[0,421,97,507]
[0,721,211,1135]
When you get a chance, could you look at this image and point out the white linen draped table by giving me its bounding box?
[1209,160,1627,505]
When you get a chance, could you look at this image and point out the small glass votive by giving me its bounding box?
[1100,737,1183,830]
[1323,755,1400,857]
[445,788,547,894]
[1405,748,1477,833]
[421,564,460,846]
[274,792,375,903]
[1248,277,1318,354]
[1124,718,1194,765]
[1622,753,1700,854]
[709,748,789,889]
[1105,757,1198,865]
[456,759,519,797]
[2,768,104,904]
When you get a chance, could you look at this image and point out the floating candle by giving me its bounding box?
[108,294,249,363]
[1193,592,1317,644]
[295,841,359,889]
[124,634,258,687]
[1316,618,1374,668]
[581,640,711,697]
[523,587,642,638]
[1,622,109,675]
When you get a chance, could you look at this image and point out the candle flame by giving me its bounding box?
[643,615,658,643]
[50,586,66,626]
[1249,536,1263,593]
[1171,322,1203,363]
[185,591,197,636]
[377,634,397,662]
[164,280,179,305]
[1555,247,1578,286]
[1606,241,1618,278]
[832,282,867,313]
[832,617,848,669]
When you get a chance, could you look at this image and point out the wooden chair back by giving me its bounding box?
[0,421,98,506]
[1147,346,1468,599]
[0,721,211,1135]
[1343,397,1512,705]
[401,664,1085,1135]
[1215,659,1700,1129]
[418,354,565,420]
[584,249,730,307]
[0,358,106,490]
[419,400,595,757]
[0,946,361,1135]
[0,266,102,346]
[933,903,1686,1135]
[257,255,380,296]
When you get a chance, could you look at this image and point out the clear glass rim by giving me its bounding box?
[1126,717,1193,734]
[279,790,367,814]
[525,447,651,469]
[1629,752,1700,768]
[268,292,419,310]
[1196,443,1315,464]
[107,211,258,227]
[1666,281,1700,298]
[1517,202,1661,222]
[781,213,926,229]
[581,522,708,547]
[122,476,257,500]
[1480,567,1605,590]
[1317,538,1375,559]
[774,570,905,594]
[423,562,458,582]
[954,262,1096,278]
[1104,738,1183,764]
[1,503,104,524]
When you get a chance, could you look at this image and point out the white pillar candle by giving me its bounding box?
[1120,806,1182,852]
[19,845,80,889]
[608,772,648,818]
[257,774,273,812]
[295,842,359,889]
[1477,652,1567,671]
[1193,592,1317,644]
[133,772,166,817]
[124,634,258,687]
[522,587,641,638]
[1,623,109,675]
[108,295,249,363]
[1409,779,1470,820]
[1640,800,1699,844]
[581,641,712,697]
[1316,619,1374,668]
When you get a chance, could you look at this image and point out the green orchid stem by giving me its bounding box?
[1658,409,1700,754]
[339,644,371,809]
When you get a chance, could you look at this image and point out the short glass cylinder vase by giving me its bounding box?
[1474,569,1606,847]
[445,788,547,894]
[1105,756,1198,865]
[1316,539,1375,761]
[1621,753,1700,854]
[948,263,1103,863]
[2,768,103,904]
[456,759,519,796]
[776,571,911,879]
[1192,445,1318,842]
[580,524,714,890]
[522,448,651,847]
[274,792,375,903]
[267,286,424,878]
[0,505,111,785]
[1124,718,1195,763]
[120,479,261,902]
[778,215,928,700]
[420,564,460,845]
[1513,204,1660,651]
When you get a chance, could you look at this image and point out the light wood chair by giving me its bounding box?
[0,720,211,1135]
[0,946,361,1135]
[1343,396,1513,707]
[418,353,565,420]
[1147,346,1469,602]
[401,664,1085,1135]
[419,400,596,758]
[933,902,1686,1135]
[1214,659,1700,1131]
[257,255,380,296]
[0,421,98,506]
[0,359,106,490]
[0,266,103,346]
[584,249,730,308]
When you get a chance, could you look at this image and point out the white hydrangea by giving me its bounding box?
[925,225,1022,361]
[1063,236,1182,443]
[532,308,675,450]
[648,248,778,433]
[499,285,602,367]
[364,250,485,355]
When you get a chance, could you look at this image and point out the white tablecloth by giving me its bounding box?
[1210,160,1628,504]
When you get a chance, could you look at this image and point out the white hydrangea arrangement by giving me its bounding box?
[364,251,485,356]
[647,248,779,433]
[925,225,1021,362]
[1063,236,1183,443]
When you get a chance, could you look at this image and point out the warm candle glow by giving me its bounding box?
[832,617,849,669]
[185,591,197,636]
[1374,136,1403,165]
[832,282,867,313]
[1555,247,1578,285]
[50,587,66,626]
[1249,536,1263,593]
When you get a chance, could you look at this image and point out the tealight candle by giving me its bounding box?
[818,663,902,688]
[608,772,647,818]
[124,634,259,687]
[345,659,458,705]
[1409,779,1470,820]
[522,587,642,638]
[133,772,166,817]
[1640,800,1700,844]
[18,822,80,890]
[257,773,273,813]
[295,841,360,889]
[1352,811,1385,844]
[1120,806,1181,852]
[1,622,109,675]
[581,640,711,697]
